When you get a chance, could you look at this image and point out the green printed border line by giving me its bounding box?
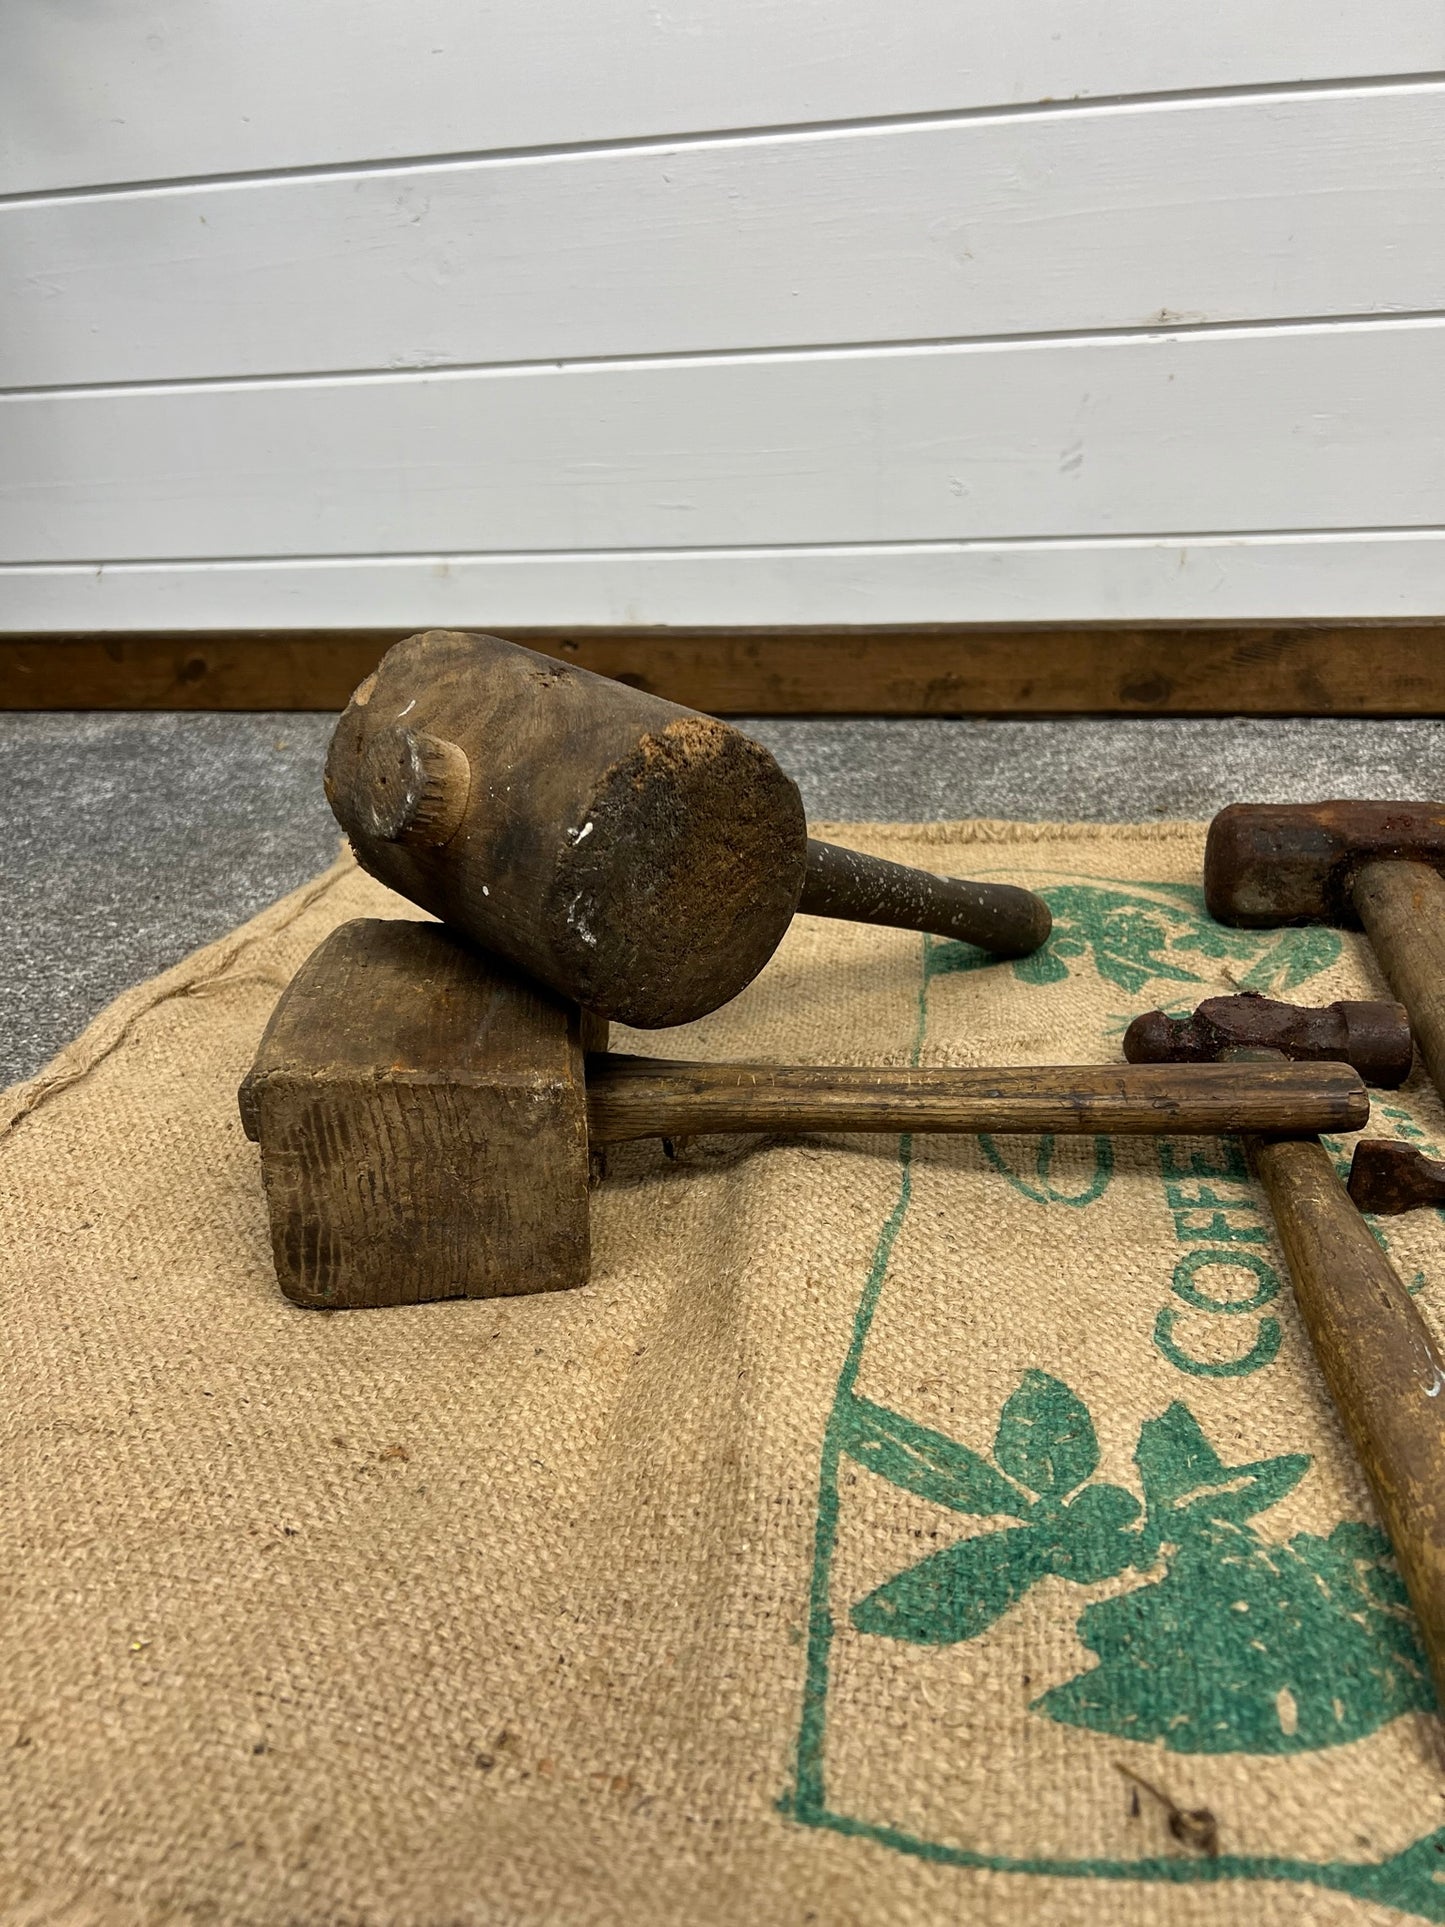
[781,916,1445,1920]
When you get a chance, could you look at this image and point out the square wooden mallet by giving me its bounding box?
[240,921,1368,1312]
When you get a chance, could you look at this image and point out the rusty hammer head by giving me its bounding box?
[1347,1140,1445,1216]
[1204,802,1445,928]
[1123,991,1413,1086]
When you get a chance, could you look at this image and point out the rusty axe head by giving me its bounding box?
[1203,801,1445,929]
[1123,990,1413,1086]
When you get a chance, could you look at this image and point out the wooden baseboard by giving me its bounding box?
[2,624,1443,714]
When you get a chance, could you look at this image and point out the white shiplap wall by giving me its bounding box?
[3,1,1444,631]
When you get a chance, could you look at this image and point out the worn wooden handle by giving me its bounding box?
[1353,859,1445,1104]
[798,838,1052,958]
[1250,1136,1445,1705]
[585,1057,1368,1144]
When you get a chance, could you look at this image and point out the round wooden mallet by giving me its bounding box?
[324,630,1053,1027]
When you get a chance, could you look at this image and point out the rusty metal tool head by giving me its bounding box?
[1203,801,1445,928]
[1123,990,1413,1086]
[324,630,1051,1028]
[1347,1140,1445,1216]
[1203,800,1445,1116]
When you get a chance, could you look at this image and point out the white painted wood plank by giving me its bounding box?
[4,532,1443,629]
[5,0,1444,197]
[7,88,1443,388]
[2,324,1441,562]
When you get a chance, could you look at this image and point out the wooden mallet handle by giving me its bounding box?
[799,839,1051,958]
[585,1057,1366,1144]
[1250,1135,1445,1706]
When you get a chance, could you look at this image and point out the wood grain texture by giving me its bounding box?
[240,918,592,1307]
[7,0,1440,197]
[1354,862,1445,1110]
[584,1057,1370,1142]
[2,625,1443,715]
[1250,1134,1445,1709]
[9,86,1443,387]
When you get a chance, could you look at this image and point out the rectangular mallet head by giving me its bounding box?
[239,919,597,1309]
[1205,800,1445,928]
[242,923,1370,1311]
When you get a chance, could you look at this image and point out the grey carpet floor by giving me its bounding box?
[3,711,1441,1088]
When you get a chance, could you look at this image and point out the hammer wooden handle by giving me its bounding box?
[585,1057,1368,1144]
[1353,859,1445,1104]
[799,838,1052,958]
[1250,1136,1445,1703]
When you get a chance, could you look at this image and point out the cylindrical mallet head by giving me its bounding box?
[325,630,1050,1028]
[1123,990,1413,1086]
[326,630,809,1029]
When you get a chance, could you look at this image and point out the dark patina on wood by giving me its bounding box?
[1347,1140,1445,1216]
[1204,800,1445,1107]
[1123,990,1412,1088]
[584,1055,1365,1143]
[239,920,600,1310]
[8,624,1445,715]
[797,837,1049,954]
[324,629,1050,1027]
[1135,991,1445,1708]
[242,923,1367,1311]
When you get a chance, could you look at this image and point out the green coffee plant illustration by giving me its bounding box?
[930,882,1341,997]
[847,1372,1432,1753]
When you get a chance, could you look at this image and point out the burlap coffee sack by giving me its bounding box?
[4,820,1445,1927]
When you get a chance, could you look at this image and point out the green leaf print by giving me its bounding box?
[1046,1483,1144,1583]
[1036,1517,1433,1753]
[1133,1403,1309,1555]
[851,1491,1141,1645]
[993,1370,1099,1501]
[846,1375,1434,1752]
[841,1395,1031,1521]
[929,882,1342,998]
[853,1527,1055,1644]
